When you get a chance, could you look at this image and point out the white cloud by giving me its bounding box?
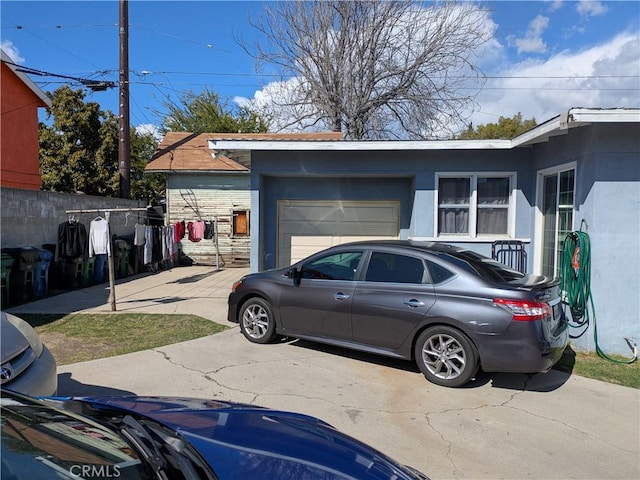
[236,77,328,133]
[511,15,550,54]
[470,31,640,126]
[1,40,25,63]
[576,1,608,18]
[135,123,163,142]
[547,1,564,13]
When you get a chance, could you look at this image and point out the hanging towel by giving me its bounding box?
[144,226,153,264]
[134,223,146,246]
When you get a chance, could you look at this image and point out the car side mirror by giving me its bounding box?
[287,267,302,285]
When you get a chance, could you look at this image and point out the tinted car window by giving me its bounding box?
[365,252,425,284]
[426,260,455,284]
[441,250,525,283]
[301,251,362,281]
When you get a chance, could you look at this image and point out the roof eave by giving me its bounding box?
[1,50,52,108]
[208,139,513,151]
[144,168,249,174]
[512,107,640,147]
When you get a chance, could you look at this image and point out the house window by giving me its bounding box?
[437,174,513,237]
[233,210,249,236]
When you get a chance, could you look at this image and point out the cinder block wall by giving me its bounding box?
[1,187,146,250]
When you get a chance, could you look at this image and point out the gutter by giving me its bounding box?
[209,108,639,153]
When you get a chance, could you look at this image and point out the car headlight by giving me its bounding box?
[4,313,44,357]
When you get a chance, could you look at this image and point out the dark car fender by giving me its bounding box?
[228,276,287,325]
[398,314,487,361]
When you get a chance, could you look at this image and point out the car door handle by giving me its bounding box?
[404,299,426,308]
[334,292,350,301]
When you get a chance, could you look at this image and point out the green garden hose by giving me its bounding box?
[560,231,637,364]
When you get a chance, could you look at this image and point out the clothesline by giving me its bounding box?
[64,207,148,312]
[65,207,149,214]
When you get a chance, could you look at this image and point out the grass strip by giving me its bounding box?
[554,345,638,389]
[19,313,227,365]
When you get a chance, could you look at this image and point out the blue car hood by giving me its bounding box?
[73,396,422,480]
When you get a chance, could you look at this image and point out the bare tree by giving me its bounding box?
[242,0,492,140]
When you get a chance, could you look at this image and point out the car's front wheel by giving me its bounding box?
[239,298,277,344]
[414,326,478,387]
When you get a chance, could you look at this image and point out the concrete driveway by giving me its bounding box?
[8,266,639,479]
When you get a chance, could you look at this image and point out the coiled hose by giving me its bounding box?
[560,231,637,364]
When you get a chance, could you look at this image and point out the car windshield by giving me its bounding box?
[441,249,526,283]
[1,393,155,480]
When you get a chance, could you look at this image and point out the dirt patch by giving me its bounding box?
[41,332,119,365]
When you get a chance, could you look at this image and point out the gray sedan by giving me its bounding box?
[1,312,57,396]
[228,240,568,387]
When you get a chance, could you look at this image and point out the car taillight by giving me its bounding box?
[231,279,243,292]
[493,298,552,321]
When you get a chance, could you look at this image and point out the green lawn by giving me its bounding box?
[20,313,227,365]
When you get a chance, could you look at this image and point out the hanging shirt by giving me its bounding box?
[204,221,215,240]
[89,217,111,257]
[174,221,185,242]
[187,221,205,242]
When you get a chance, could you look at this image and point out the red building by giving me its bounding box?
[1,49,51,190]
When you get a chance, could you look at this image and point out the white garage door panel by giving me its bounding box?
[290,236,397,264]
[278,200,399,267]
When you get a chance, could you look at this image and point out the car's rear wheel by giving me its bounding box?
[239,298,277,344]
[415,326,478,387]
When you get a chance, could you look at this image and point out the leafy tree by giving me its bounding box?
[242,0,491,139]
[457,113,537,140]
[39,86,115,195]
[39,86,163,202]
[130,130,165,204]
[160,88,268,134]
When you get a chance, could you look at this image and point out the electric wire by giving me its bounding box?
[560,231,637,364]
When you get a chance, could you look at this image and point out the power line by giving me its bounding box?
[5,60,116,91]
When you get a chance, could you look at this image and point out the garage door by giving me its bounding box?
[277,200,400,267]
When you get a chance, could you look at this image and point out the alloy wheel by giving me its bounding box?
[421,333,467,380]
[242,303,270,339]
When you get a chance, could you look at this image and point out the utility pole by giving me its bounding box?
[118,0,131,199]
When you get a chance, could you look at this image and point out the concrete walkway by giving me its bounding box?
[8,265,245,323]
[7,265,640,480]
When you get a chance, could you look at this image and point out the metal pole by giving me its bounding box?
[214,216,220,270]
[105,212,117,311]
[118,0,131,199]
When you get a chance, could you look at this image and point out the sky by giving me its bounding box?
[2,0,639,137]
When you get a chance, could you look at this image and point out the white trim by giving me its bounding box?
[209,139,512,151]
[434,172,516,239]
[533,162,577,275]
[411,237,531,243]
[209,108,639,153]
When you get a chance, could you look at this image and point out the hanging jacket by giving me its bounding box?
[57,221,87,260]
